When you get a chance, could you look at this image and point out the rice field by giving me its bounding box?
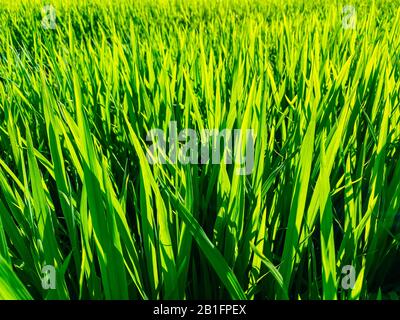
[0,0,400,300]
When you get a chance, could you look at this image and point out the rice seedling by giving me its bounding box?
[0,0,399,300]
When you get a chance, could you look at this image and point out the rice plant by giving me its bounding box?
[0,0,400,300]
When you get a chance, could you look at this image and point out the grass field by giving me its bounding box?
[0,0,400,300]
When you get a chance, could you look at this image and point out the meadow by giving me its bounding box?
[0,0,400,300]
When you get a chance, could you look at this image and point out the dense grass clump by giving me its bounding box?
[0,0,400,300]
